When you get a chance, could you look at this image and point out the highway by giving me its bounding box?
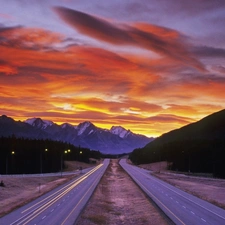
[120,159,225,225]
[0,159,109,225]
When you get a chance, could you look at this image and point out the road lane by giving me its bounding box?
[120,159,225,225]
[0,159,109,225]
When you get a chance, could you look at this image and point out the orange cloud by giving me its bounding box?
[0,64,17,75]
[0,26,64,49]
[0,24,224,137]
[53,6,206,71]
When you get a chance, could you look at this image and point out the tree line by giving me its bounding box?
[129,138,225,178]
[0,136,101,174]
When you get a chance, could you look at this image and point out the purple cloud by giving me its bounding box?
[192,46,225,58]
[53,6,206,71]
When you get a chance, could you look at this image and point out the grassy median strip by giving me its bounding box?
[76,159,171,225]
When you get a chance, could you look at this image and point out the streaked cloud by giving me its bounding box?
[54,7,206,71]
[192,46,225,58]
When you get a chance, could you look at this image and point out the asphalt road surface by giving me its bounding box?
[120,159,225,225]
[0,159,109,225]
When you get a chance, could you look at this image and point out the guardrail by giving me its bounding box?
[0,168,91,178]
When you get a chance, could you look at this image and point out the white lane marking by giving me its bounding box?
[51,209,54,212]
[201,218,206,222]
[191,211,195,215]
[176,201,179,204]
[60,162,108,225]
[128,165,225,221]
[170,197,173,200]
[57,204,60,206]
[121,168,186,225]
[182,206,186,209]
[42,216,46,220]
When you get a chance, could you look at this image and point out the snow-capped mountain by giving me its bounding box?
[61,123,75,129]
[0,115,154,154]
[76,121,95,136]
[25,118,53,129]
[110,126,131,138]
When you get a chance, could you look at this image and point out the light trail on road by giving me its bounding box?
[0,160,109,225]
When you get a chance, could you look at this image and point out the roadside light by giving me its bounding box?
[11,151,15,155]
[64,150,67,154]
[45,148,48,152]
[80,151,82,154]
[68,149,71,153]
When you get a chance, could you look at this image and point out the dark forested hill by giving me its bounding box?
[129,109,225,178]
[0,136,101,174]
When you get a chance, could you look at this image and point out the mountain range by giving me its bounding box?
[0,115,153,154]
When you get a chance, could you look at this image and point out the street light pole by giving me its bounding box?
[79,150,82,161]
[11,151,15,174]
[188,151,191,174]
[40,148,48,174]
[60,150,71,177]
[61,150,67,177]
[68,149,71,160]
[6,155,8,175]
[40,150,42,174]
[61,153,63,177]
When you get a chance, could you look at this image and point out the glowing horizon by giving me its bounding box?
[1,1,225,138]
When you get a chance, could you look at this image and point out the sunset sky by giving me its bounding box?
[1,0,225,137]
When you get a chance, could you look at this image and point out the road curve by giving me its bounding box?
[120,159,225,225]
[0,159,109,225]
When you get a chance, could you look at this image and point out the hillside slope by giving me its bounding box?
[130,109,225,178]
